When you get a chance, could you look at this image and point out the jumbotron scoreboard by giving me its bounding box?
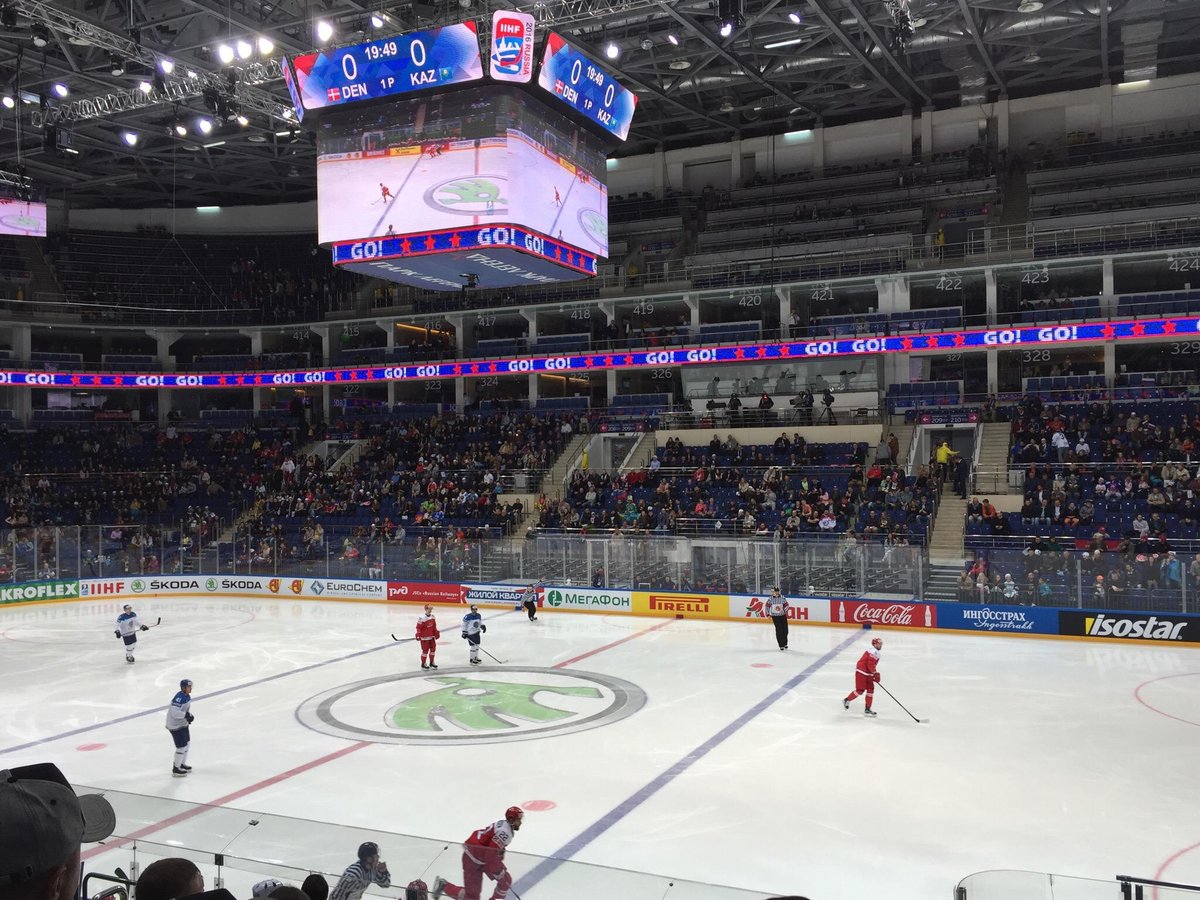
[288,12,637,291]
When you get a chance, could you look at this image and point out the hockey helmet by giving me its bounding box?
[123,604,133,611]
[357,841,380,861]
[405,880,428,900]
[470,604,478,612]
[179,678,193,689]
[871,637,883,650]
[505,806,524,826]
[424,604,433,613]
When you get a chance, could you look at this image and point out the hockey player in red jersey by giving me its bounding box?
[844,636,882,717]
[416,604,440,670]
[431,807,523,900]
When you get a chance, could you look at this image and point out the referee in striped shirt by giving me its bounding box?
[330,842,391,900]
[765,586,790,650]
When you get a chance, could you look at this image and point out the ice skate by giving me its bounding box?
[421,663,429,670]
[863,708,877,717]
[428,662,438,669]
[172,766,189,776]
[179,764,192,771]
[843,698,850,710]
[431,877,446,899]
[126,655,135,663]
[470,658,481,665]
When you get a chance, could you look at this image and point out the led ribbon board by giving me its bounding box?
[0,318,1193,389]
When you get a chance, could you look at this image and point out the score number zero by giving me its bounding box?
[340,37,430,91]
[566,60,617,112]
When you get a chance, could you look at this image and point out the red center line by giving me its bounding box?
[82,616,674,860]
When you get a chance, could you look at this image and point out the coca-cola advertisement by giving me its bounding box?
[833,599,937,629]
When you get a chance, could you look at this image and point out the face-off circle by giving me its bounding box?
[577,208,607,250]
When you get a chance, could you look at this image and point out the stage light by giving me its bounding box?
[121,130,138,146]
[257,36,274,55]
[667,33,679,45]
[236,114,249,126]
[217,44,234,64]
[370,14,384,28]
[109,53,126,76]
[605,42,619,59]
[173,121,187,136]
[52,83,68,98]
[236,39,252,59]
[32,23,49,47]
[1,95,13,109]
[788,11,802,23]
[159,58,174,74]
[719,21,733,37]
[197,117,213,134]
[316,20,334,43]
[138,80,152,94]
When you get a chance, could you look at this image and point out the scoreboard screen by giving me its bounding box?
[536,32,637,141]
[291,23,483,111]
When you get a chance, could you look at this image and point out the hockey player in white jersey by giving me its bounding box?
[461,604,486,665]
[166,678,195,775]
[114,604,149,663]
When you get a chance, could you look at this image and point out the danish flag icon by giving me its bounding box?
[327,86,341,102]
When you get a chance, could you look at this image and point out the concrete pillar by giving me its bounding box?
[151,329,181,425]
[684,294,700,333]
[778,286,792,338]
[606,368,617,403]
[1104,342,1116,387]
[986,349,998,395]
[522,308,538,350]
[12,323,30,424]
[240,330,263,359]
[876,275,909,315]
[1101,258,1115,316]
[985,268,998,325]
[447,314,466,355]
[920,108,934,161]
[528,373,539,407]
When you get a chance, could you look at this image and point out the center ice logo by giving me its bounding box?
[425,177,509,216]
[296,667,645,745]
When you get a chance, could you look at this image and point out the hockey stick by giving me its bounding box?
[390,633,411,642]
[146,617,162,628]
[876,682,929,723]
[479,646,506,664]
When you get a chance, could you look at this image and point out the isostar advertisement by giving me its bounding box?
[388,581,465,604]
[490,10,535,83]
[632,590,730,619]
[936,603,1058,635]
[832,599,937,629]
[1058,609,1200,643]
[735,593,831,623]
[541,587,632,612]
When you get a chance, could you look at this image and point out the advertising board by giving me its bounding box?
[734,593,831,623]
[935,603,1058,635]
[832,599,937,629]
[632,590,730,619]
[388,581,464,604]
[541,587,632,612]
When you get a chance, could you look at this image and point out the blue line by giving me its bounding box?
[515,629,866,894]
[1,609,511,756]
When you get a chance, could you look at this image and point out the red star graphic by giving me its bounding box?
[1101,324,1116,340]
[925,336,939,349]
[953,333,965,347]
[449,232,462,248]
[584,357,595,368]
[235,375,246,386]
[603,356,613,367]
[734,347,745,359]
[452,364,462,376]
[558,246,565,260]
[85,375,98,386]
[622,355,633,366]
[253,375,264,385]
[1131,322,1145,337]
[347,370,359,381]
[779,344,791,357]
[400,238,412,254]
[469,364,478,374]
[70,375,80,385]
[485,362,496,373]
[752,346,765,358]
[901,337,913,351]
[1164,321,1177,334]
[218,375,228,386]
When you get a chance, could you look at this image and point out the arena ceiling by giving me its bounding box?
[0,0,1197,208]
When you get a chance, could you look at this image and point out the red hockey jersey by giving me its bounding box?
[855,647,880,677]
[416,614,440,641]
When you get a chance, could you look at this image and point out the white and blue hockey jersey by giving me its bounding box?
[462,611,484,637]
[165,690,191,731]
[115,610,141,637]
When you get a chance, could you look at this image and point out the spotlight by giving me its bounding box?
[32,22,49,47]
[173,121,187,136]
[667,33,679,45]
[316,20,334,42]
[236,39,252,59]
[718,0,744,35]
[217,44,234,64]
[788,11,802,24]
[370,14,384,28]
[235,114,249,126]
[52,83,68,98]
[138,80,152,94]
[109,53,126,76]
[159,58,174,74]
[196,117,213,134]
[719,21,733,37]
[121,130,138,146]
[1,95,12,109]
[605,42,619,59]
[257,36,274,55]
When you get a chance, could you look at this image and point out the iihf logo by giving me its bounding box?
[491,19,525,74]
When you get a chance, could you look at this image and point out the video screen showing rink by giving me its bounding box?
[2,592,1198,900]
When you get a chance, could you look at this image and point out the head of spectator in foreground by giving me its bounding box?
[0,763,117,900]
[137,860,205,900]
[300,874,328,900]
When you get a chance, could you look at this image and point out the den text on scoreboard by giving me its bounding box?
[292,22,484,111]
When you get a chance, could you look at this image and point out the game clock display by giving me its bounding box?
[536,32,637,141]
[291,22,483,111]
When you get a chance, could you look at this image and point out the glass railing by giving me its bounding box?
[80,786,771,900]
[955,870,1200,899]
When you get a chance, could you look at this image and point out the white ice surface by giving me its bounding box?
[2,596,1198,900]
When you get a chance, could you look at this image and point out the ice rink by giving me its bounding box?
[317,133,607,253]
[2,595,1198,900]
